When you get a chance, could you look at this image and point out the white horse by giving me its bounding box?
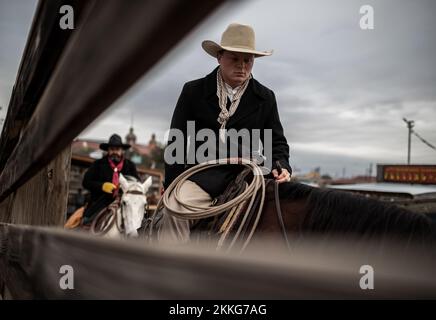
[103,174,153,238]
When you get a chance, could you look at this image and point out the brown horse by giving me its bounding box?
[246,181,435,251]
[145,179,435,251]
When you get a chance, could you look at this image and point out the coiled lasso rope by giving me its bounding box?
[152,158,266,252]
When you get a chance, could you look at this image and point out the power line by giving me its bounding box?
[402,118,436,164]
[403,118,414,164]
[412,129,436,151]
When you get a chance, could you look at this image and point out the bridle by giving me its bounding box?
[124,189,150,220]
[125,190,144,195]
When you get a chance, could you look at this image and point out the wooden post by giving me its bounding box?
[0,146,71,226]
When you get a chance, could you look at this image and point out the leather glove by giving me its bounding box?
[102,182,116,194]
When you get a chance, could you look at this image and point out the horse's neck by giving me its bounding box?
[258,186,307,233]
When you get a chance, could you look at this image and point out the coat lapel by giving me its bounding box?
[204,67,221,115]
[226,83,262,126]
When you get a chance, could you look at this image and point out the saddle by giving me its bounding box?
[64,199,121,234]
[192,168,255,242]
[64,206,85,229]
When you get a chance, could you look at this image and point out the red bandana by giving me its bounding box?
[108,157,124,197]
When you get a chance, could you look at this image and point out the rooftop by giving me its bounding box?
[328,182,436,199]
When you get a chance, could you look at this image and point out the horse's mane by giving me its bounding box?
[279,182,435,246]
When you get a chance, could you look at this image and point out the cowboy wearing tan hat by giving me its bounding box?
[159,23,292,243]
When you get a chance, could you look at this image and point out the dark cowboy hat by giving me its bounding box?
[99,134,131,151]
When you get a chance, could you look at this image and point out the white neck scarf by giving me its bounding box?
[216,68,252,141]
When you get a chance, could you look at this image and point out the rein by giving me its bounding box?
[90,197,121,236]
[271,161,291,250]
[273,180,291,251]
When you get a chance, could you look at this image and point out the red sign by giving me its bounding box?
[382,165,436,184]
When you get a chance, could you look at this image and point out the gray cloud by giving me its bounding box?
[0,0,37,122]
[1,0,435,176]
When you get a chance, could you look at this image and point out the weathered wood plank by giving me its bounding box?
[0,195,14,224]
[0,147,71,226]
[0,224,436,299]
[0,0,225,203]
[0,0,88,172]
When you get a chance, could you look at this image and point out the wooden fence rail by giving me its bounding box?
[1,223,436,299]
[0,0,87,174]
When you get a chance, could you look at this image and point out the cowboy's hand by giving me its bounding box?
[272,168,291,184]
[102,182,117,194]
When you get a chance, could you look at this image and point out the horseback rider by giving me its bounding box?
[158,23,292,243]
[82,134,140,225]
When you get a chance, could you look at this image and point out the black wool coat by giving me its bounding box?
[83,156,140,207]
[164,67,292,198]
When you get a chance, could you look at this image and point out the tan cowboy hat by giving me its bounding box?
[202,23,273,58]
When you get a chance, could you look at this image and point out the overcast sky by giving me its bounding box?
[1,0,435,177]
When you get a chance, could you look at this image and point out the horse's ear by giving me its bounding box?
[142,176,152,191]
[119,173,129,191]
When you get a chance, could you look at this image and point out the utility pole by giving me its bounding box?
[403,118,414,165]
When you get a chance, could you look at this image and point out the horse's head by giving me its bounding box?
[119,174,153,237]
